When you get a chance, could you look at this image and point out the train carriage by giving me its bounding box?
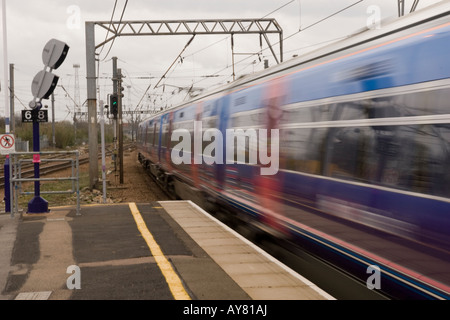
[138,2,450,299]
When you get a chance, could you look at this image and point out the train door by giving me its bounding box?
[192,103,203,187]
[216,94,231,190]
[256,77,287,232]
[143,122,148,152]
[157,116,163,163]
[165,112,174,171]
[151,121,157,159]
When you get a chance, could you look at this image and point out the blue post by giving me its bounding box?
[27,115,48,213]
[4,155,10,213]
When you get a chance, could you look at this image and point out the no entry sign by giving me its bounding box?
[0,134,15,154]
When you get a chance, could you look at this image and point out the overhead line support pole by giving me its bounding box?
[2,0,10,213]
[118,68,124,184]
[398,0,405,17]
[112,57,119,183]
[85,21,98,190]
[9,63,14,133]
[410,0,420,13]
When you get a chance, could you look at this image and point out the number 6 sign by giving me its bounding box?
[22,109,48,123]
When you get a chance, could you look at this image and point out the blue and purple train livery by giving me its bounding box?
[138,3,450,299]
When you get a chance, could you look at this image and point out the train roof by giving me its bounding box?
[141,1,450,122]
[225,1,450,88]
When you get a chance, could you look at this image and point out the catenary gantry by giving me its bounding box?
[85,18,283,188]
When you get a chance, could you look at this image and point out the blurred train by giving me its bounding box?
[138,2,450,299]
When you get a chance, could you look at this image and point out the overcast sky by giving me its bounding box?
[0,0,444,122]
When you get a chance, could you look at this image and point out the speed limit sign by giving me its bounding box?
[22,109,48,123]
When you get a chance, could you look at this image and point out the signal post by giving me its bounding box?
[111,57,124,185]
[27,39,69,213]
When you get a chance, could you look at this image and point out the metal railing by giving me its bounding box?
[9,151,80,217]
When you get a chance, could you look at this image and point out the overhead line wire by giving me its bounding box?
[191,0,364,88]
[182,0,296,61]
[262,0,296,18]
[135,35,196,110]
[97,0,118,58]
[100,0,129,62]
[136,0,363,111]
[145,0,299,110]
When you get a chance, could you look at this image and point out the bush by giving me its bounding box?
[0,116,116,150]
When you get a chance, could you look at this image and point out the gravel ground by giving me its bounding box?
[103,149,170,204]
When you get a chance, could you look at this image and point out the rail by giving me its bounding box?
[0,142,136,188]
[8,151,80,217]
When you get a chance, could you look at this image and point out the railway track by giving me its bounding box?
[0,142,136,188]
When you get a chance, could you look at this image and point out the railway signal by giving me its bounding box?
[110,94,118,119]
[27,39,70,214]
[31,70,58,101]
[30,39,69,107]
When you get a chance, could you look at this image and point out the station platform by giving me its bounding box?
[0,200,333,301]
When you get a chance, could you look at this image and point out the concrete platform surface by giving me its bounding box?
[0,200,333,301]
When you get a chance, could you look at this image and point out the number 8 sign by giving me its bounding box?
[22,109,48,123]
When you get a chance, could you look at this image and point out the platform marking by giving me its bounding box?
[128,202,191,300]
[15,291,52,300]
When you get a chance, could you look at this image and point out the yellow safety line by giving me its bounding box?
[128,202,191,300]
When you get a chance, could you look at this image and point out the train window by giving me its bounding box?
[281,128,328,174]
[325,126,376,182]
[321,124,450,198]
[171,121,195,150]
[153,121,159,147]
[203,117,217,130]
[399,124,450,197]
[321,100,401,121]
[282,107,313,124]
[282,104,340,124]
[337,101,370,120]
[282,87,450,125]
[161,124,166,148]
[231,110,264,128]
[327,125,416,186]
[147,124,153,147]
[334,87,450,120]
[397,87,450,117]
